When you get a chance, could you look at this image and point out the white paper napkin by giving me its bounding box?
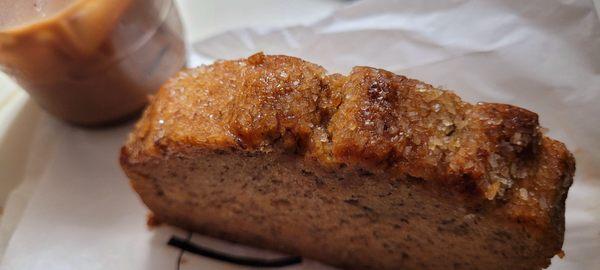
[1,0,599,269]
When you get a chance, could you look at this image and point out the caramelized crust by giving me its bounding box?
[122,53,575,269]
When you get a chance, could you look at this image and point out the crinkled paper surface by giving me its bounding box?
[1,0,599,269]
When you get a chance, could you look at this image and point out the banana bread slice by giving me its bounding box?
[120,53,575,270]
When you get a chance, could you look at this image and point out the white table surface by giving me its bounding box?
[0,0,345,259]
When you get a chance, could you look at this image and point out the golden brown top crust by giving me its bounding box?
[123,53,575,230]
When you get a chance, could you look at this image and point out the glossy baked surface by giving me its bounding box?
[125,52,574,222]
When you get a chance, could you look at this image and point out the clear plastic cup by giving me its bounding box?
[0,0,186,126]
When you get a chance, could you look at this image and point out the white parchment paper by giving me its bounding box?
[1,0,599,269]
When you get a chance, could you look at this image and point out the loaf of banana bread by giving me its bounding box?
[120,53,575,270]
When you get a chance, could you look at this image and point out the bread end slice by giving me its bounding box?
[121,53,575,270]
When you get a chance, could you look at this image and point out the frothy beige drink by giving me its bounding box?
[0,0,185,125]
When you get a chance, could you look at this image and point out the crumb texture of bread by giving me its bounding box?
[121,53,575,270]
